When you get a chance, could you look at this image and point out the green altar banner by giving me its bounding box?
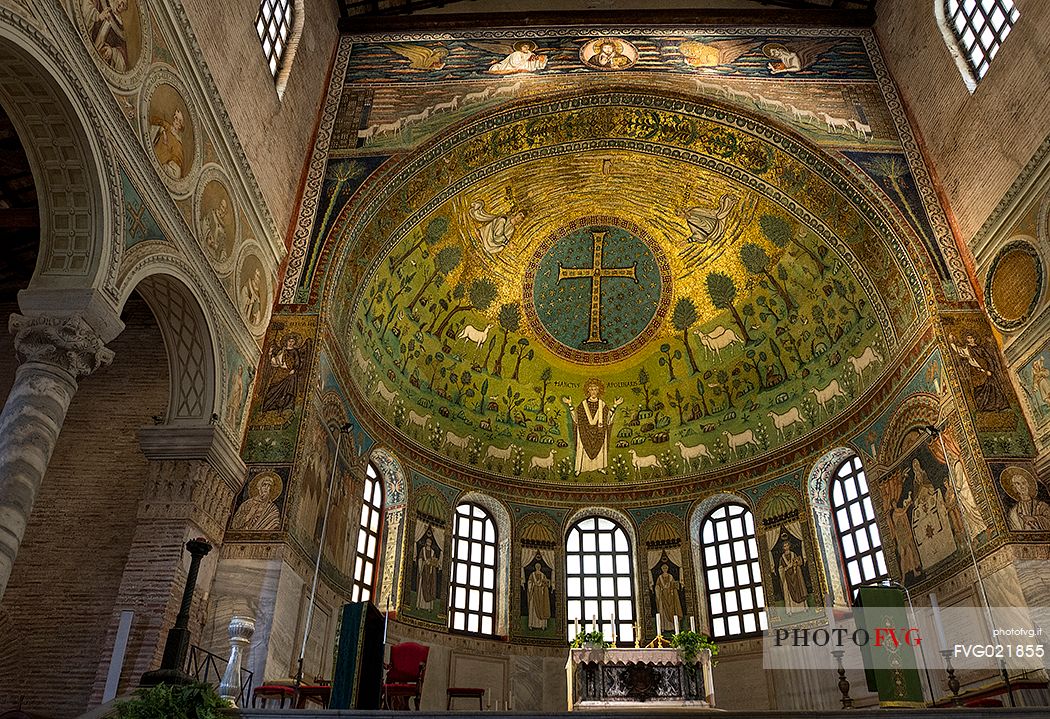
[855,586,925,708]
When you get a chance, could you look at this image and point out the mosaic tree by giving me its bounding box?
[671,297,701,375]
[493,302,521,377]
[760,213,826,277]
[431,278,498,337]
[391,215,449,269]
[407,244,462,312]
[740,242,796,311]
[706,271,752,344]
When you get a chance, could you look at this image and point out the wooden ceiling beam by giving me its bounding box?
[339,6,876,33]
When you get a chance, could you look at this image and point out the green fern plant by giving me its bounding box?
[113,681,229,719]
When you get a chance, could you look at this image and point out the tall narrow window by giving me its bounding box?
[256,0,294,77]
[943,0,1019,81]
[350,462,384,602]
[700,503,767,639]
[565,516,636,645]
[831,454,888,597]
[448,503,498,635]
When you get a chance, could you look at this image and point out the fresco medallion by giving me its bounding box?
[526,216,671,364]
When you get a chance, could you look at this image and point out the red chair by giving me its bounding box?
[251,684,296,708]
[382,642,430,710]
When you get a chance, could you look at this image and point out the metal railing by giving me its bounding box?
[186,644,254,706]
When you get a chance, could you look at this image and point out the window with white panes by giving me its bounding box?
[830,454,889,598]
[944,0,1019,81]
[565,516,636,646]
[350,462,384,603]
[448,503,498,635]
[256,0,294,77]
[700,503,767,639]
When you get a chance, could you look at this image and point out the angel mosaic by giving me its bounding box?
[678,39,756,69]
[383,42,448,71]
[761,40,840,75]
[469,39,548,74]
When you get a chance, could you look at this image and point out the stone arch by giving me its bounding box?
[120,265,219,424]
[879,393,941,466]
[806,447,861,605]
[451,490,512,636]
[367,446,407,609]
[687,491,756,636]
[0,12,119,306]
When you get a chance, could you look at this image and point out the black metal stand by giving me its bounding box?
[831,649,853,709]
[940,649,962,705]
[141,538,213,686]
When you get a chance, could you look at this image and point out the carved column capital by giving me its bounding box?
[9,313,115,379]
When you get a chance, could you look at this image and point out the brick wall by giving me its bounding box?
[875,0,1050,243]
[180,0,340,235]
[0,295,169,718]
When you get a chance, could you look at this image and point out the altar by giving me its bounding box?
[565,647,715,711]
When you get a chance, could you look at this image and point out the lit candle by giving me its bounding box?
[592,614,597,633]
[689,616,696,633]
[825,593,837,632]
[574,617,580,638]
[656,613,662,636]
[673,615,680,633]
[930,593,948,649]
[608,611,615,641]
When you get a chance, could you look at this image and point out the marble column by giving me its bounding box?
[0,313,114,600]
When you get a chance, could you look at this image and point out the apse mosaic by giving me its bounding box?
[261,28,989,509]
[335,90,924,487]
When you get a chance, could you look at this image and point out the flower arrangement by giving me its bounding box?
[571,630,612,649]
[670,631,718,665]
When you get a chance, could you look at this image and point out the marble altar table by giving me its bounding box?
[565,647,715,711]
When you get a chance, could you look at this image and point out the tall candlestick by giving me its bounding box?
[689,616,696,633]
[674,615,680,633]
[930,593,948,649]
[656,613,662,636]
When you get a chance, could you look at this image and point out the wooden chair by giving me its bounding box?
[382,641,430,710]
[446,686,485,709]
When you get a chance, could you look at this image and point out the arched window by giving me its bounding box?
[830,454,888,597]
[350,461,384,602]
[700,503,766,639]
[565,516,636,645]
[255,0,294,77]
[448,503,498,635]
[940,0,1019,84]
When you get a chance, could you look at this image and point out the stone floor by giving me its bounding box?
[230,710,1050,719]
